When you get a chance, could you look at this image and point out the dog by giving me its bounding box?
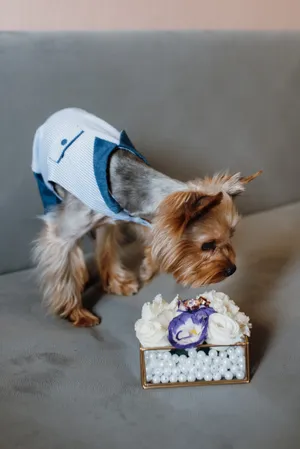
[32,108,261,327]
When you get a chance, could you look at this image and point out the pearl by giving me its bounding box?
[163,367,172,377]
[172,354,179,363]
[157,360,165,369]
[157,351,165,359]
[179,364,188,374]
[225,371,233,380]
[188,366,197,375]
[202,364,210,374]
[161,375,169,383]
[154,367,162,377]
[213,372,222,381]
[236,371,245,380]
[227,347,235,356]
[238,356,246,365]
[187,374,196,382]
[219,366,227,376]
[210,365,219,374]
[222,359,232,369]
[171,367,180,377]
[163,352,172,361]
[165,360,175,369]
[195,359,203,369]
[152,375,161,384]
[179,355,187,363]
[209,349,218,359]
[186,358,194,367]
[229,353,237,362]
[178,374,187,383]
[146,374,152,382]
[204,373,213,381]
[148,352,157,361]
[197,351,206,359]
[230,364,239,375]
[235,347,244,357]
[219,351,227,359]
[169,374,178,383]
[188,348,197,358]
[196,370,204,380]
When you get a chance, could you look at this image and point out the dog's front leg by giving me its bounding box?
[95,224,140,296]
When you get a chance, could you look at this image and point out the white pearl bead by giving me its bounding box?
[172,367,180,377]
[169,374,178,383]
[236,371,245,380]
[219,366,227,376]
[188,348,197,358]
[157,360,165,369]
[225,371,233,380]
[146,374,152,382]
[161,375,169,383]
[209,349,218,359]
[229,353,237,362]
[210,365,219,374]
[154,367,162,377]
[187,374,196,382]
[148,352,157,361]
[186,358,194,367]
[204,373,213,381]
[238,356,246,365]
[179,355,187,363]
[188,366,197,375]
[164,367,172,377]
[179,364,188,374]
[222,359,232,369]
[235,347,244,357]
[172,354,179,363]
[230,364,239,375]
[163,352,172,361]
[219,351,227,359]
[202,364,210,374]
[196,370,204,380]
[152,375,161,384]
[195,359,203,369]
[197,351,206,359]
[178,374,187,383]
[213,372,222,381]
[227,347,235,356]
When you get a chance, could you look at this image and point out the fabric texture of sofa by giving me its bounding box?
[1,31,300,449]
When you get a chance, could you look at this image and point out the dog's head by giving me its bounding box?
[151,171,261,287]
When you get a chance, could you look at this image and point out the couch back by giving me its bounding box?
[1,31,300,273]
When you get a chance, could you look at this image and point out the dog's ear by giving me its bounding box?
[156,191,223,237]
[218,170,262,196]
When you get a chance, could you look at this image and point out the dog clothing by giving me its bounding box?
[32,108,150,226]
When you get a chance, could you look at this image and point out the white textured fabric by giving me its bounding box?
[32,108,149,226]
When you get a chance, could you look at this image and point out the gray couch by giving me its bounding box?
[1,32,300,449]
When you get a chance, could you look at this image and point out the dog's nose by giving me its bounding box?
[224,265,236,277]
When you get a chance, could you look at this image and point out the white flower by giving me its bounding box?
[199,290,251,337]
[206,313,243,346]
[134,319,169,347]
[135,294,178,347]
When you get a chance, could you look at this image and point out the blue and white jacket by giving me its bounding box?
[32,108,149,226]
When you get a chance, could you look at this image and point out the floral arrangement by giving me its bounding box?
[135,291,251,349]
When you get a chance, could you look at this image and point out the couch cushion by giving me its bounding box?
[2,31,300,273]
[1,200,300,448]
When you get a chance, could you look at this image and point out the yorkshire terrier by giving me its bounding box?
[32,108,261,327]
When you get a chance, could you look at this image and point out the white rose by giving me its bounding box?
[200,290,229,314]
[206,313,243,346]
[235,311,252,337]
[135,294,179,347]
[135,319,169,347]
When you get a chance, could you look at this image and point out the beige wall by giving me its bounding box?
[1,0,300,30]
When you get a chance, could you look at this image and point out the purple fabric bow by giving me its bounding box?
[168,307,216,349]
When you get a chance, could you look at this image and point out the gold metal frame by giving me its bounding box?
[140,337,250,389]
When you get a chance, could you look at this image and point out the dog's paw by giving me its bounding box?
[104,273,140,296]
[69,308,101,327]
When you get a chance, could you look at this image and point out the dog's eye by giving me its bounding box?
[201,241,216,251]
